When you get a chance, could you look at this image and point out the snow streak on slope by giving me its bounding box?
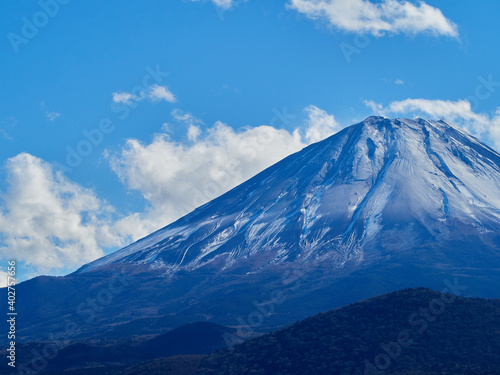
[78,117,500,275]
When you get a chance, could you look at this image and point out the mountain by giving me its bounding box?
[40,355,205,375]
[0,322,241,373]
[36,288,500,375]
[138,322,245,358]
[197,288,500,375]
[78,117,500,275]
[9,116,500,343]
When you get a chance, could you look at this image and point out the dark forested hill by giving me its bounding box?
[26,288,500,375]
[197,288,500,375]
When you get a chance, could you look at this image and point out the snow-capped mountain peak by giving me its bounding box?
[78,117,500,275]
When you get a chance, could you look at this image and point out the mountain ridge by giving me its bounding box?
[77,116,500,276]
[197,287,500,375]
[27,288,500,375]
[8,116,500,343]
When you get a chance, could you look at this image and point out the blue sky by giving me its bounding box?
[1,0,500,283]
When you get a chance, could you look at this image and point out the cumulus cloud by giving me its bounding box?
[0,106,341,279]
[149,85,177,103]
[0,271,8,288]
[365,98,500,148]
[0,153,122,276]
[170,109,204,141]
[108,107,341,240]
[108,122,305,239]
[187,125,202,141]
[112,92,135,105]
[303,105,342,143]
[112,85,177,105]
[287,0,458,37]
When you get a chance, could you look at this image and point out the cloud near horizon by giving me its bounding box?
[287,0,458,37]
[0,153,124,280]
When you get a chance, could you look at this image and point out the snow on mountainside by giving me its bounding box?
[78,116,500,275]
[12,116,500,342]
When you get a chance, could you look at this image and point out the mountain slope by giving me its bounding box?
[138,322,242,358]
[197,288,500,375]
[36,289,500,375]
[0,322,241,373]
[78,116,500,275]
[10,116,500,342]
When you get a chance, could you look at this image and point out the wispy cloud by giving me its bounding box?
[170,109,204,141]
[0,117,17,140]
[189,0,241,10]
[171,108,204,125]
[395,79,404,85]
[41,101,60,122]
[287,0,458,37]
[112,92,135,105]
[149,85,177,102]
[112,84,177,105]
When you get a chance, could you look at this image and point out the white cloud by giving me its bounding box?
[189,0,240,10]
[303,105,342,143]
[187,125,202,141]
[0,117,16,140]
[0,106,340,279]
[112,92,135,105]
[41,101,60,122]
[0,153,123,276]
[364,98,500,148]
[112,85,177,106]
[149,85,177,103]
[171,109,204,141]
[395,79,404,85]
[108,106,341,240]
[171,108,204,126]
[0,271,7,288]
[108,122,305,239]
[287,0,458,37]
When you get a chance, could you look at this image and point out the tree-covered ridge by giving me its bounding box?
[197,287,500,375]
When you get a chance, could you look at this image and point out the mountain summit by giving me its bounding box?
[79,116,500,275]
[13,117,500,341]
